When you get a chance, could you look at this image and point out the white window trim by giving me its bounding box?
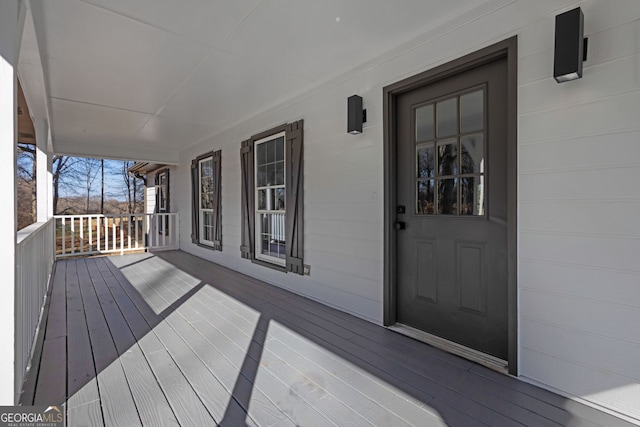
[198,157,215,247]
[254,131,286,266]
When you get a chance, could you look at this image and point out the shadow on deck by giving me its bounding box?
[20,250,634,426]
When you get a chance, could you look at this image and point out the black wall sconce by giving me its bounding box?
[347,95,367,134]
[554,7,588,83]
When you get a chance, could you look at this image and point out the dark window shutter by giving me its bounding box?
[154,172,160,214]
[190,160,198,244]
[212,150,222,251]
[285,119,304,274]
[164,169,170,213]
[240,139,254,259]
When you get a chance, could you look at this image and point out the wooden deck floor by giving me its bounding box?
[21,251,634,427]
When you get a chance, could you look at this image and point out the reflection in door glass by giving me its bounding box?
[438,179,458,215]
[436,98,458,138]
[437,139,458,176]
[414,87,485,216]
[461,176,484,215]
[415,104,434,142]
[461,134,484,174]
[417,180,435,214]
[460,90,484,133]
[416,144,435,178]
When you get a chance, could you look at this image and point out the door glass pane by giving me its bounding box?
[436,98,458,138]
[460,90,484,133]
[416,143,435,178]
[417,180,435,214]
[438,178,458,215]
[461,134,484,174]
[460,176,485,216]
[415,104,434,142]
[437,139,458,176]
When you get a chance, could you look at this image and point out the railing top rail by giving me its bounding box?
[54,213,178,219]
[17,218,54,246]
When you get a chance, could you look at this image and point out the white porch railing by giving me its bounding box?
[54,213,179,259]
[16,219,55,401]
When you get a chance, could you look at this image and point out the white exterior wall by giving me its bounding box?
[174,0,640,421]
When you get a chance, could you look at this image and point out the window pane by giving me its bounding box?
[266,139,275,163]
[267,163,276,186]
[259,212,285,258]
[258,189,267,210]
[438,178,458,215]
[461,134,484,174]
[203,211,213,241]
[261,233,270,256]
[416,143,435,178]
[257,165,267,187]
[200,159,213,209]
[257,142,267,166]
[437,97,458,138]
[275,161,284,185]
[461,176,485,216]
[416,104,434,142]
[275,136,284,161]
[437,139,458,176]
[276,188,285,211]
[460,90,484,133]
[417,180,435,214]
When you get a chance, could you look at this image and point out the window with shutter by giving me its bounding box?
[155,169,170,235]
[240,120,304,274]
[191,150,222,250]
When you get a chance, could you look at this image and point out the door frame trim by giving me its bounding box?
[382,36,518,375]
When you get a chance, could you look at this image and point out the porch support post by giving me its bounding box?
[34,117,52,222]
[0,0,26,404]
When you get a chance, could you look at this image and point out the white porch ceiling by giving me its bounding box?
[26,0,493,163]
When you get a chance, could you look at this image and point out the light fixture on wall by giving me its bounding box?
[347,95,367,134]
[554,7,588,83]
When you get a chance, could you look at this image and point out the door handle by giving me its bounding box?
[394,221,406,230]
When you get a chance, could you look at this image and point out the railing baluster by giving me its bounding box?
[112,218,116,251]
[127,215,132,250]
[135,215,139,249]
[162,214,166,248]
[120,215,124,255]
[79,217,84,253]
[143,214,148,249]
[88,216,93,251]
[105,217,109,251]
[70,217,75,254]
[61,217,66,255]
[97,217,101,252]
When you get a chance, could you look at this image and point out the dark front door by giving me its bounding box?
[395,57,509,360]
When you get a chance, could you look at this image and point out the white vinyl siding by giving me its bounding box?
[177,1,640,421]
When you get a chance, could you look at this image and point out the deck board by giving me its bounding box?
[78,258,142,427]
[25,251,637,427]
